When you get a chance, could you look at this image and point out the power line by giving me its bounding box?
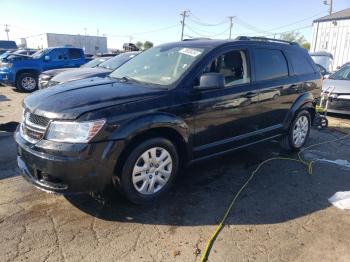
[188,11,227,27]
[185,24,231,38]
[262,24,313,38]
[235,17,272,35]
[188,17,228,27]
[265,11,327,32]
[107,24,179,38]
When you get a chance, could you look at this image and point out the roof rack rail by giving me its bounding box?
[235,36,299,46]
[182,37,211,41]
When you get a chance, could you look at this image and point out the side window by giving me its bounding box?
[68,49,82,60]
[287,50,315,75]
[254,49,288,81]
[49,49,66,61]
[205,50,250,87]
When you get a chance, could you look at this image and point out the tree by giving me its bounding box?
[280,31,310,50]
[301,42,311,51]
[143,41,154,50]
[135,41,143,50]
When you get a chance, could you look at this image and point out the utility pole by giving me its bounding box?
[83,27,87,52]
[228,16,235,39]
[180,10,189,41]
[323,0,333,15]
[5,24,10,40]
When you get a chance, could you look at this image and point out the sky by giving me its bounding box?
[0,0,349,49]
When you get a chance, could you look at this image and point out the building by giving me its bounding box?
[311,8,350,70]
[23,33,108,55]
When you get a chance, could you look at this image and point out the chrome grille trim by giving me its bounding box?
[21,111,51,143]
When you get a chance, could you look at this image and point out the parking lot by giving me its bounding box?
[0,85,350,262]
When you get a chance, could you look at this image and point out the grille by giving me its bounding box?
[21,112,50,142]
[329,100,350,111]
[27,113,50,127]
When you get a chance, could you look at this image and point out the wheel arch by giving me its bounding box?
[112,113,192,178]
[15,69,41,82]
[283,92,316,130]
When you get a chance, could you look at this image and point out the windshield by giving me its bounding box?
[311,55,332,71]
[81,58,107,68]
[32,49,49,59]
[110,46,205,86]
[98,52,138,70]
[329,65,350,80]
[0,51,11,59]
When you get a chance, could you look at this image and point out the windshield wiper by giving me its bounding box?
[119,76,140,84]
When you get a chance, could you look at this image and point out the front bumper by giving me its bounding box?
[327,98,350,115]
[15,128,124,194]
[0,71,14,86]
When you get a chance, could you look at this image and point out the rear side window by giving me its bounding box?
[254,48,288,81]
[68,49,82,59]
[287,50,315,75]
[49,49,66,61]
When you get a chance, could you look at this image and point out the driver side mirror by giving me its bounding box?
[196,73,225,90]
[44,55,50,62]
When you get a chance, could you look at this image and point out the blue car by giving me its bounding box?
[0,47,85,92]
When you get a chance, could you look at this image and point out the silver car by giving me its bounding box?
[322,65,350,114]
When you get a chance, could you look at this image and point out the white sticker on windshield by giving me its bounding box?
[179,48,202,57]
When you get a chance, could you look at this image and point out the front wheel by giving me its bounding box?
[118,137,179,204]
[16,73,38,92]
[280,110,311,151]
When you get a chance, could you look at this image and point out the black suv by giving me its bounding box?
[15,37,321,204]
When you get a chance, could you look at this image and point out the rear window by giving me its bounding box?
[287,50,315,75]
[0,40,17,49]
[68,49,82,59]
[254,48,288,81]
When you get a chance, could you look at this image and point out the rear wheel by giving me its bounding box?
[118,137,179,204]
[280,110,311,151]
[16,73,38,92]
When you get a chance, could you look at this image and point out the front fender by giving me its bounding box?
[283,92,316,129]
[110,112,190,143]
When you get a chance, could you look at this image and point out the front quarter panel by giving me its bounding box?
[110,113,190,143]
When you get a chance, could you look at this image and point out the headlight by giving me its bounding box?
[46,119,106,143]
[39,74,51,80]
[0,62,12,69]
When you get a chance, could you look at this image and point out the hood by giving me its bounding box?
[3,54,32,62]
[24,77,165,120]
[323,79,350,94]
[42,68,75,77]
[51,67,111,83]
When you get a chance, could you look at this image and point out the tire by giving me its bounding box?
[273,94,279,100]
[280,110,311,151]
[119,137,179,204]
[16,73,38,92]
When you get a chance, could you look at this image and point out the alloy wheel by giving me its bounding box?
[292,115,309,147]
[21,77,36,91]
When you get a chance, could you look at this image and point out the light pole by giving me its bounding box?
[5,24,10,40]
